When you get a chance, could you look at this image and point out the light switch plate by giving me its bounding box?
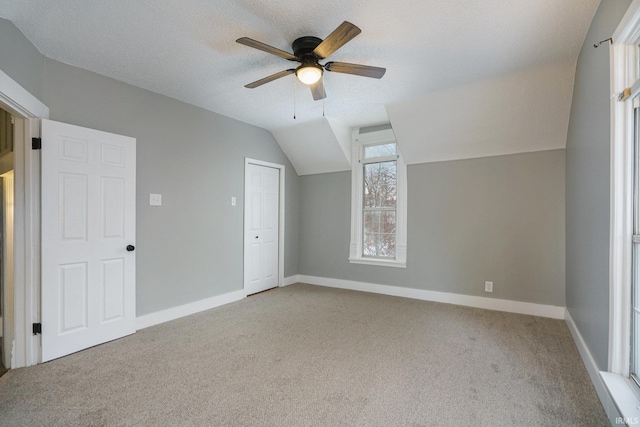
[484,281,493,293]
[149,193,162,206]
[231,197,237,206]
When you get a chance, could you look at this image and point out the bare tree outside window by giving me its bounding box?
[363,160,396,257]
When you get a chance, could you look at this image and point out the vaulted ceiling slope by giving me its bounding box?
[0,0,599,174]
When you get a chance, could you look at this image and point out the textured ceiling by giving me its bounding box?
[0,0,601,174]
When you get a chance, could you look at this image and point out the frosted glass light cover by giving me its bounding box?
[296,66,322,85]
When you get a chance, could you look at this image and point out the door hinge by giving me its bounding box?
[32,323,42,335]
[32,137,42,150]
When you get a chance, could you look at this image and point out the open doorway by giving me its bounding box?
[0,69,46,369]
[0,106,15,376]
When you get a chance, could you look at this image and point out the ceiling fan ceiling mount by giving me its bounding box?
[292,36,323,61]
[236,22,386,101]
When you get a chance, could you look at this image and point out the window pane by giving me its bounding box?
[363,164,377,207]
[379,185,397,207]
[364,161,397,208]
[379,233,396,257]
[363,211,396,259]
[364,143,396,158]
[364,211,380,234]
[634,310,640,379]
[363,233,378,256]
[381,211,396,234]
[633,101,640,381]
[638,44,640,81]
[363,232,396,258]
[363,159,397,259]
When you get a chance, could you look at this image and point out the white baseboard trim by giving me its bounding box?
[136,290,246,330]
[565,308,622,424]
[282,275,299,287]
[297,275,565,319]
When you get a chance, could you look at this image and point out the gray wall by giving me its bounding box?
[299,149,566,306]
[0,16,300,316]
[41,59,299,316]
[0,18,44,102]
[565,0,631,371]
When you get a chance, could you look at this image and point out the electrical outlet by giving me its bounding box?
[485,281,493,293]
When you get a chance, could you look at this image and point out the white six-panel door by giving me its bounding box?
[41,119,136,362]
[244,162,279,295]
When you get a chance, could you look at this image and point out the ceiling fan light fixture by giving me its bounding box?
[296,63,323,85]
[237,22,385,98]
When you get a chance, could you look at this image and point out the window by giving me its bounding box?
[363,157,397,258]
[611,6,640,379]
[607,2,640,420]
[632,95,640,387]
[349,126,406,268]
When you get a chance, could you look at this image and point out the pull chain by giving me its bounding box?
[292,75,328,119]
[322,73,325,117]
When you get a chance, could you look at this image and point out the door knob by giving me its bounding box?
[126,245,135,252]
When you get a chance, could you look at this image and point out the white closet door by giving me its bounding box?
[244,163,279,295]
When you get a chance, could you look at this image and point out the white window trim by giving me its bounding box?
[610,0,640,377]
[349,127,407,268]
[607,0,640,420]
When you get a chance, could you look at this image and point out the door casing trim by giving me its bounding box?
[0,69,46,367]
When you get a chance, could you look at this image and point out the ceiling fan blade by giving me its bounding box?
[310,79,326,101]
[245,69,295,88]
[236,37,297,61]
[324,62,386,79]
[312,21,361,59]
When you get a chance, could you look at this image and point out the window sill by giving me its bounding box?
[601,372,640,424]
[348,257,406,268]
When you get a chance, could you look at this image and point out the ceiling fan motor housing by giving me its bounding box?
[292,36,323,60]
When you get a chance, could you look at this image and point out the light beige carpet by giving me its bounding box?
[0,283,608,426]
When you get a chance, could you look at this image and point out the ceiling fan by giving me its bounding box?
[236,21,386,100]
